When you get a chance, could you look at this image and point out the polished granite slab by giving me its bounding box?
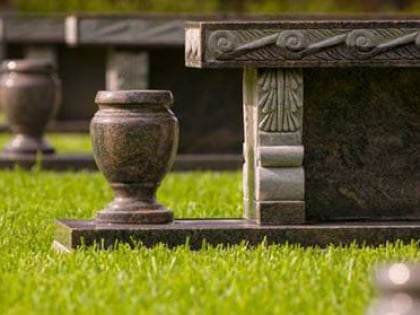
[54,219,420,251]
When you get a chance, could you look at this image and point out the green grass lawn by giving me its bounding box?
[0,170,419,315]
[0,133,92,154]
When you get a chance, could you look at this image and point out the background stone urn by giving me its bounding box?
[367,263,420,315]
[0,59,61,155]
[91,90,179,224]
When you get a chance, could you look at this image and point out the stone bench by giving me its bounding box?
[185,18,420,225]
[53,18,420,250]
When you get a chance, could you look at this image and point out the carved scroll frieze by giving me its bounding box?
[204,28,420,63]
[258,68,303,132]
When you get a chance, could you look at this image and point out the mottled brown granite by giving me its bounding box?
[91,90,179,224]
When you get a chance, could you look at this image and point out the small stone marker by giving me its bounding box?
[368,263,420,315]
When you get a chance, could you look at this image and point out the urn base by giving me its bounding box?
[3,134,55,155]
[96,208,174,224]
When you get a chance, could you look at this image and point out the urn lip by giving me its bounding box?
[1,59,55,74]
[95,90,174,106]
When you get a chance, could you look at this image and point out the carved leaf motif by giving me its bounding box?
[258,69,303,132]
[185,28,201,61]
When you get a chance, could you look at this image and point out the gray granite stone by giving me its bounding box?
[243,66,305,224]
[49,17,420,249]
[256,201,305,225]
[304,68,420,222]
[255,166,305,201]
[187,19,420,227]
[54,219,420,251]
[258,145,304,167]
[185,20,420,68]
[259,131,302,146]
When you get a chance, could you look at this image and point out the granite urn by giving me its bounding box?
[91,90,179,224]
[0,59,61,155]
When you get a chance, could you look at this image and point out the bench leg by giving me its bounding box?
[106,49,149,90]
[243,67,305,225]
[24,45,58,68]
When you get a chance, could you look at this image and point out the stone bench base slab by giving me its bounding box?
[53,219,420,252]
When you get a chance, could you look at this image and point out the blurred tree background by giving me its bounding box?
[2,0,420,13]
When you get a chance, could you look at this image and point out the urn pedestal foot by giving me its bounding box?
[96,208,174,225]
[3,134,55,156]
[96,183,173,224]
